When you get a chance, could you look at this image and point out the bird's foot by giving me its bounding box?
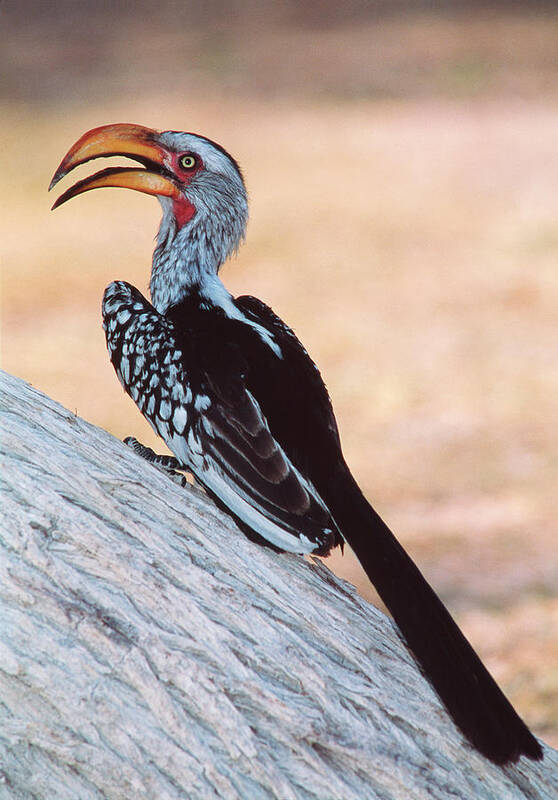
[124,436,190,488]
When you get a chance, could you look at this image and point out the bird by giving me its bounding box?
[50,122,543,766]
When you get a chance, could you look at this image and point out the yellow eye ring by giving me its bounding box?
[179,154,197,170]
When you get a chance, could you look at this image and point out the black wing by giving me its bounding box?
[102,281,339,555]
[234,295,345,491]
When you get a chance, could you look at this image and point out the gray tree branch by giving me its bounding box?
[0,369,555,800]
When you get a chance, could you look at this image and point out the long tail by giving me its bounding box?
[328,466,543,765]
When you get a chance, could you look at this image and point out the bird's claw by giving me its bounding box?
[124,436,190,488]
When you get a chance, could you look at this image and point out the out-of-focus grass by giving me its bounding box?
[2,8,557,747]
[4,7,558,104]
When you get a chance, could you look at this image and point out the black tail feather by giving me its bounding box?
[329,468,543,765]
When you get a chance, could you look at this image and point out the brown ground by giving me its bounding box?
[2,6,557,749]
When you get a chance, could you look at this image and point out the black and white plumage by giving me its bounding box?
[50,123,543,766]
[102,280,340,555]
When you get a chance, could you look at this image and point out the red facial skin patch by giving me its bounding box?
[169,152,203,229]
[173,196,196,228]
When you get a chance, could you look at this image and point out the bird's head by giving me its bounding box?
[50,123,248,308]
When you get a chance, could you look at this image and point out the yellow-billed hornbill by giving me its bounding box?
[50,123,543,765]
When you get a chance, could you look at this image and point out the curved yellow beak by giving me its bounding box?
[49,123,181,209]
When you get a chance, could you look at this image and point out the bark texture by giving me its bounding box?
[0,369,555,800]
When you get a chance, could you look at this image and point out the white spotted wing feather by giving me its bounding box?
[102,281,337,554]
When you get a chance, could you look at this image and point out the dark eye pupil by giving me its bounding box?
[181,155,196,169]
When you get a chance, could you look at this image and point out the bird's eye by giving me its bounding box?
[179,154,197,170]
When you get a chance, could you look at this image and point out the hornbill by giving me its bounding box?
[50,123,543,765]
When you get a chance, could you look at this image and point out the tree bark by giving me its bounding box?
[0,369,555,800]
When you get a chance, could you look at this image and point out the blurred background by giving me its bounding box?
[2,1,557,748]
